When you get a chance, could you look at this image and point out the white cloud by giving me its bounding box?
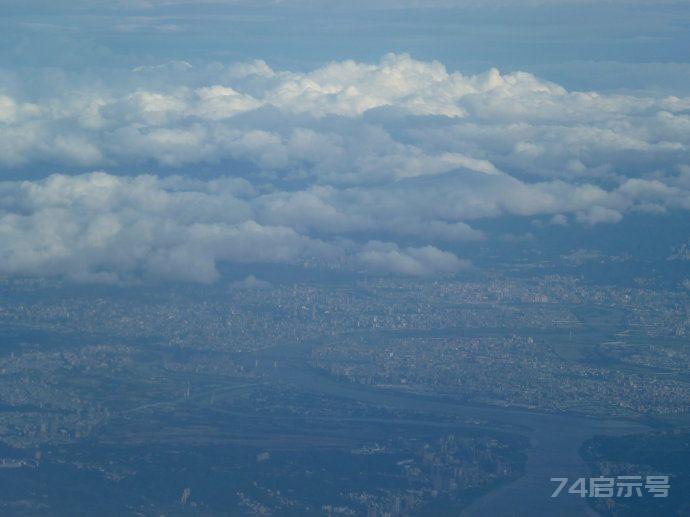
[1,54,689,186]
[230,274,272,290]
[1,55,690,282]
[0,173,337,283]
[0,172,474,282]
[357,242,470,277]
[576,206,623,226]
[549,214,568,226]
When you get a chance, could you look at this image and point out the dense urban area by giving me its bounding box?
[0,269,689,515]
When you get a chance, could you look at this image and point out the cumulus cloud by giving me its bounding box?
[576,206,623,225]
[0,172,474,282]
[1,55,690,282]
[1,54,689,186]
[230,275,272,290]
[0,173,337,283]
[357,242,470,277]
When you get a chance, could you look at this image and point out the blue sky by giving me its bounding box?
[3,1,690,92]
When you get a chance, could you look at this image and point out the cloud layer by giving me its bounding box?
[1,54,690,282]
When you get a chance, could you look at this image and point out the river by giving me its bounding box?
[248,337,650,516]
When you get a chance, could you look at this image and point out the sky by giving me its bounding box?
[1,0,689,283]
